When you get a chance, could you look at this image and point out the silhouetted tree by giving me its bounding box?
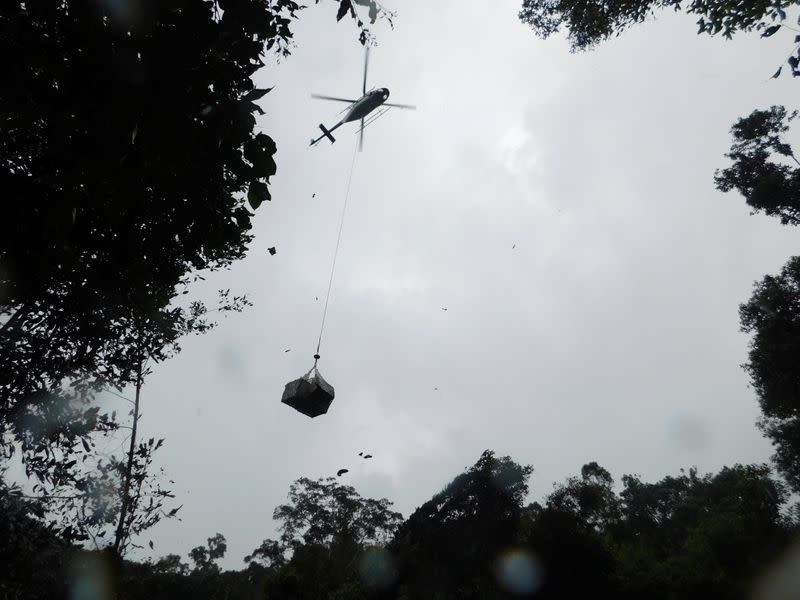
[257,476,402,598]
[0,474,68,600]
[614,464,792,599]
[715,106,800,225]
[519,0,799,65]
[152,554,190,576]
[11,453,791,600]
[274,477,402,550]
[391,450,533,598]
[740,257,800,491]
[523,462,620,598]
[190,533,228,574]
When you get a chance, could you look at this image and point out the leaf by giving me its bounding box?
[82,438,91,452]
[243,135,277,179]
[762,25,781,37]
[243,88,272,101]
[248,181,270,209]
[336,0,352,22]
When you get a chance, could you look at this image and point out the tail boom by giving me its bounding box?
[310,122,342,147]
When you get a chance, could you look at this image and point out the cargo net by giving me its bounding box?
[281,363,335,418]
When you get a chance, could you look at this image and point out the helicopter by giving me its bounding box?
[310,48,416,151]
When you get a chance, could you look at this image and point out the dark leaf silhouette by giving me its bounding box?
[337,0,353,22]
[243,88,273,102]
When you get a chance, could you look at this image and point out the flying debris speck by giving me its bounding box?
[312,193,316,198]
[363,454,373,459]
[268,247,276,255]
[512,243,516,249]
[284,349,291,353]
[337,468,349,476]
[441,307,448,311]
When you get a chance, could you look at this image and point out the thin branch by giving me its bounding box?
[104,389,135,405]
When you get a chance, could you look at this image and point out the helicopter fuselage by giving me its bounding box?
[342,88,390,123]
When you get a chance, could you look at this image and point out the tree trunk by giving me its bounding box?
[113,361,142,555]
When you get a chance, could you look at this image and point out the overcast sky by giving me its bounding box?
[99,0,799,567]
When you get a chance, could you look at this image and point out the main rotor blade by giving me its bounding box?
[359,118,364,152]
[311,94,357,103]
[362,46,370,95]
[384,102,417,110]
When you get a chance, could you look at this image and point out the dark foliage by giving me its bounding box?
[740,257,800,491]
[2,452,796,599]
[0,476,68,599]
[1,0,285,418]
[716,106,800,226]
[391,450,533,598]
[519,0,799,52]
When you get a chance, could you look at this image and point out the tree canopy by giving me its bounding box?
[519,0,799,52]
[2,451,796,599]
[715,106,800,226]
[740,256,800,491]
[391,450,533,598]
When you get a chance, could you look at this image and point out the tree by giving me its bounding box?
[152,554,190,576]
[258,476,402,598]
[523,463,620,599]
[544,461,620,530]
[615,464,792,599]
[12,291,248,558]
[273,477,402,551]
[740,257,800,490]
[0,474,68,600]
[519,0,799,60]
[244,538,286,571]
[190,533,228,574]
[391,450,533,598]
[715,106,800,226]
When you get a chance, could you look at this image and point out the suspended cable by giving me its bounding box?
[314,140,359,364]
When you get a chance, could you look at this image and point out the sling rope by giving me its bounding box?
[314,140,359,365]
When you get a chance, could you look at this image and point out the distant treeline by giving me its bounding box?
[3,449,797,599]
